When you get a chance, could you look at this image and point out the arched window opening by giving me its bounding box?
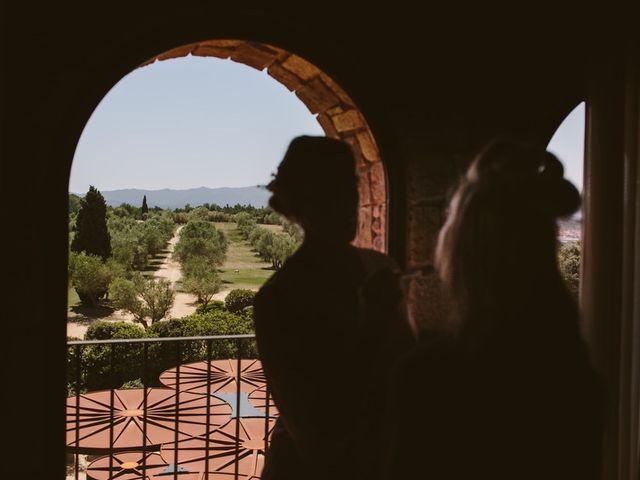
[547,102,585,299]
[66,40,388,478]
[68,40,387,333]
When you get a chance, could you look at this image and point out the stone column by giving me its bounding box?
[582,53,625,480]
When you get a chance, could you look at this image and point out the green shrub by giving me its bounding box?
[73,321,146,391]
[225,289,256,313]
[173,212,189,224]
[195,300,225,314]
[182,310,255,337]
[121,378,144,389]
[558,240,580,298]
[240,305,254,321]
[182,310,257,359]
[85,321,146,340]
[68,251,114,307]
[147,311,256,358]
[144,311,257,382]
[144,319,202,384]
[66,340,85,396]
[67,310,256,394]
[146,317,188,337]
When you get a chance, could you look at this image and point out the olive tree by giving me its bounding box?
[558,240,581,298]
[181,256,222,307]
[110,273,175,329]
[272,234,299,270]
[174,220,227,266]
[68,251,115,307]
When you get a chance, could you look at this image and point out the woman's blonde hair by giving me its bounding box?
[435,139,580,336]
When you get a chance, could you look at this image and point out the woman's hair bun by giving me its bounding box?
[470,138,581,218]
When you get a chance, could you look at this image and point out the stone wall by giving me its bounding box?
[403,149,461,331]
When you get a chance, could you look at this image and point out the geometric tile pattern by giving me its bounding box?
[74,358,280,479]
[86,451,200,480]
[159,359,266,395]
[212,391,267,419]
[66,388,232,454]
[247,384,279,417]
[160,418,276,480]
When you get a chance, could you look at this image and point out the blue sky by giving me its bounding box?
[70,56,584,193]
[70,56,323,193]
[547,102,584,191]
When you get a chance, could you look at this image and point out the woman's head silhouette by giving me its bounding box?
[268,136,359,244]
[435,138,581,334]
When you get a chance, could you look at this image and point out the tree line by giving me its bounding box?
[236,212,302,270]
[168,203,280,225]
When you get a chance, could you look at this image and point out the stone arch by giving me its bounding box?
[139,39,387,252]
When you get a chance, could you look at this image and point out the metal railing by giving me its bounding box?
[66,334,274,480]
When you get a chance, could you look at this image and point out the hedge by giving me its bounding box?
[66,312,257,395]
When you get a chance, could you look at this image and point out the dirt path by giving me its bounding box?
[153,225,200,319]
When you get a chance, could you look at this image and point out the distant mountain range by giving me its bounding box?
[72,186,270,209]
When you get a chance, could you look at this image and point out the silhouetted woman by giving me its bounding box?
[386,140,602,480]
[254,136,414,480]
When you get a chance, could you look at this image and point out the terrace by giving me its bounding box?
[67,335,274,480]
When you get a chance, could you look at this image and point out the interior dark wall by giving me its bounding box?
[0,3,623,477]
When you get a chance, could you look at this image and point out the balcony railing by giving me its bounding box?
[66,334,276,480]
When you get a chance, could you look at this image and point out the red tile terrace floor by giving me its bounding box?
[66,359,278,480]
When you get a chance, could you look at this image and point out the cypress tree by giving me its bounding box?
[142,195,149,215]
[71,186,112,260]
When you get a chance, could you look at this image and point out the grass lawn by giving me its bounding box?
[261,223,285,233]
[214,222,283,290]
